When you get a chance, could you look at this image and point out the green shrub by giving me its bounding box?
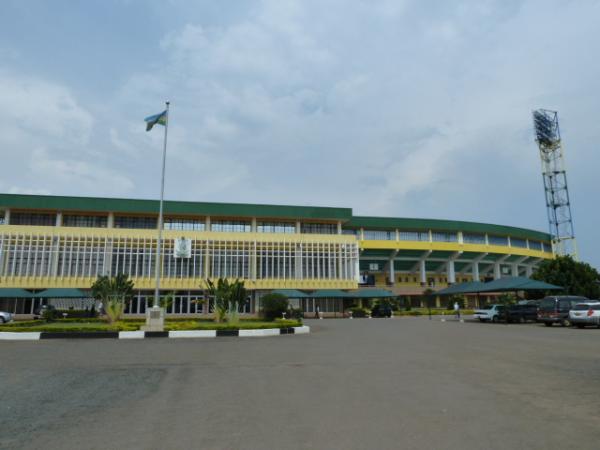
[260,294,289,321]
[348,307,370,318]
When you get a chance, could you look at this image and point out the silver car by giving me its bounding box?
[569,302,600,328]
[0,310,13,324]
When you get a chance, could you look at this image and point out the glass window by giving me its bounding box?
[257,221,295,233]
[399,231,429,241]
[164,218,205,231]
[432,232,458,242]
[341,229,357,235]
[211,220,251,232]
[114,216,157,229]
[511,238,527,248]
[63,214,108,228]
[528,240,542,251]
[363,230,394,240]
[463,233,486,244]
[300,223,337,234]
[488,235,508,246]
[10,212,55,226]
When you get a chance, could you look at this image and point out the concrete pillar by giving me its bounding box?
[395,229,400,241]
[388,258,395,285]
[420,259,426,285]
[511,263,519,277]
[360,228,364,240]
[472,261,480,282]
[494,262,501,280]
[107,212,114,228]
[55,212,62,227]
[295,221,301,234]
[525,266,533,277]
[4,209,10,224]
[447,259,456,284]
[337,221,342,235]
[251,217,257,232]
[205,216,211,231]
[458,231,464,244]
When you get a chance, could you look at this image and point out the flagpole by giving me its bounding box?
[153,101,170,308]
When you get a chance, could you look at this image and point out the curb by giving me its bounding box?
[0,326,310,341]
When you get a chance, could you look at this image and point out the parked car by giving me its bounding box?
[537,296,589,327]
[0,310,13,324]
[506,302,539,323]
[474,304,505,322]
[568,302,600,328]
[371,304,393,318]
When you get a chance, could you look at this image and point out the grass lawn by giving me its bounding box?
[0,318,302,333]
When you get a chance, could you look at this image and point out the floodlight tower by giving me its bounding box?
[532,109,578,258]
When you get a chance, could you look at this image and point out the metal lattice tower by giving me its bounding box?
[532,109,577,258]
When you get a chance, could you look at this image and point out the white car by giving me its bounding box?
[569,302,600,328]
[474,304,505,322]
[0,310,13,324]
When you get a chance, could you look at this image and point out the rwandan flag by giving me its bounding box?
[144,110,167,131]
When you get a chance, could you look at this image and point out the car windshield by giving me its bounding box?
[539,299,556,311]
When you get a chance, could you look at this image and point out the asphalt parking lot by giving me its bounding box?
[2,317,600,450]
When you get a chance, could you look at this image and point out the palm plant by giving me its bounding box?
[204,278,247,323]
[91,273,134,324]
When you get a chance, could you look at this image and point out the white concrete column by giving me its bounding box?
[337,221,342,235]
[472,261,480,281]
[107,212,114,228]
[493,262,501,280]
[295,221,301,234]
[205,216,211,231]
[251,217,257,232]
[4,209,10,224]
[525,266,533,277]
[55,212,62,227]
[360,228,364,240]
[388,258,395,285]
[395,229,400,241]
[420,259,427,285]
[511,263,519,277]
[447,259,456,284]
[458,231,464,244]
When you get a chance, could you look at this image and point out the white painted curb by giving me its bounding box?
[293,326,310,334]
[239,328,281,337]
[119,331,145,339]
[169,330,217,338]
[0,332,41,340]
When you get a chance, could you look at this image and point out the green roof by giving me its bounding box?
[351,289,396,298]
[0,288,34,298]
[347,216,551,242]
[478,277,562,292]
[270,289,310,298]
[0,193,352,222]
[436,282,488,296]
[33,288,90,298]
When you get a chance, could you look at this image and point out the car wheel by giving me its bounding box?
[544,322,553,327]
[492,316,498,323]
[479,318,484,322]
[0,317,5,324]
[561,319,571,327]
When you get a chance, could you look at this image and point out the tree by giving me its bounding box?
[260,293,289,321]
[204,278,247,323]
[91,273,134,324]
[532,255,600,299]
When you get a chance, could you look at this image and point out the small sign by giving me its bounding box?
[174,237,192,258]
[369,263,379,271]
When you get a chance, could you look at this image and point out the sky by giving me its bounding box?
[0,0,599,267]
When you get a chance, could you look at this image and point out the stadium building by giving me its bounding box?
[0,193,553,317]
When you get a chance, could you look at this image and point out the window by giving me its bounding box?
[399,230,429,241]
[342,229,357,235]
[463,233,486,244]
[211,220,251,232]
[114,216,157,229]
[432,232,458,242]
[363,230,394,240]
[488,235,508,246]
[63,214,108,228]
[257,221,295,233]
[10,212,55,226]
[164,218,205,231]
[300,223,337,234]
[528,240,542,251]
[511,237,527,248]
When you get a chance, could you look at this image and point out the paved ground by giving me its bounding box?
[1,317,600,450]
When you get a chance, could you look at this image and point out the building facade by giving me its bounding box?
[0,194,553,316]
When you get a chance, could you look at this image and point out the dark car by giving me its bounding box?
[506,302,539,323]
[537,296,588,327]
[371,304,393,318]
